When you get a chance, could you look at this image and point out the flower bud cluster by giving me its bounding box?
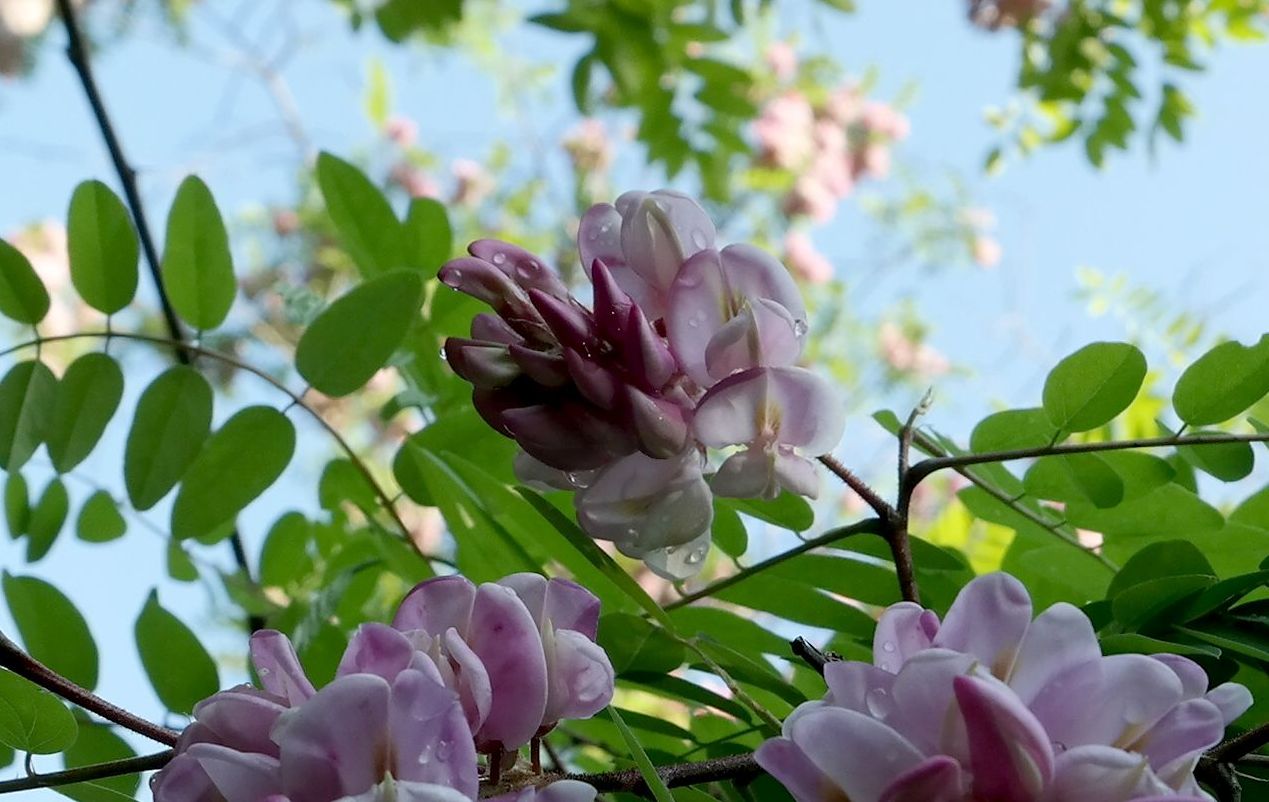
[757,573,1252,802]
[151,573,612,802]
[440,190,845,579]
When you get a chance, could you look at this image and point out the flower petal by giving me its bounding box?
[338,622,417,682]
[789,706,926,802]
[467,583,548,751]
[250,630,316,706]
[716,243,806,329]
[1043,744,1172,802]
[186,743,283,802]
[710,447,779,500]
[468,239,569,300]
[823,660,896,716]
[666,248,732,387]
[878,755,965,802]
[387,668,479,796]
[543,578,602,639]
[693,367,844,454]
[886,649,977,756]
[150,752,221,802]
[577,204,624,278]
[443,338,521,388]
[953,674,1053,801]
[755,737,839,802]
[872,603,939,672]
[575,451,713,551]
[192,687,287,756]
[616,189,715,292]
[933,573,1032,679]
[273,673,391,799]
[543,626,615,724]
[1150,654,1209,700]
[639,530,713,580]
[442,627,493,733]
[1205,682,1253,725]
[1131,698,1224,785]
[703,297,800,380]
[393,576,477,638]
[1008,602,1100,704]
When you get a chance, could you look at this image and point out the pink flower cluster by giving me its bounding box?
[440,191,844,578]
[152,573,612,802]
[757,574,1251,802]
[968,0,1052,30]
[753,85,910,223]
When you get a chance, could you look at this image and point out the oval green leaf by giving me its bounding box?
[1173,335,1269,426]
[1178,435,1256,482]
[124,366,213,510]
[67,180,139,315]
[295,270,423,397]
[0,669,77,754]
[1023,453,1124,508]
[76,490,126,544]
[166,540,199,583]
[403,197,452,272]
[170,405,295,540]
[47,352,124,473]
[57,717,140,801]
[1042,342,1147,433]
[5,472,29,539]
[970,407,1057,453]
[315,152,405,277]
[26,478,68,562]
[134,590,219,714]
[2,572,98,690]
[0,238,50,324]
[161,176,236,331]
[0,360,57,471]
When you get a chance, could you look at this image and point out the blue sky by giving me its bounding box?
[1,0,1266,794]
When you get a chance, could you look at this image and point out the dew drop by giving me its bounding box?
[439,347,448,361]
[599,222,612,234]
[865,688,892,718]
[491,252,507,266]
[684,547,706,565]
[257,667,271,677]
[442,270,462,288]
[436,739,452,761]
[881,641,897,653]
[690,229,709,249]
[793,319,809,337]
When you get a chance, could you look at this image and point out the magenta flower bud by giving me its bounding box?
[528,288,595,353]
[756,574,1252,802]
[471,312,523,346]
[565,349,620,410]
[623,305,677,391]
[469,239,571,300]
[590,258,635,343]
[501,402,635,471]
[622,385,690,459]
[508,344,570,387]
[444,338,522,388]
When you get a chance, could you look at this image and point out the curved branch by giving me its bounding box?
[0,332,429,562]
[1208,721,1269,764]
[818,455,896,520]
[0,632,178,747]
[0,750,173,794]
[666,518,882,610]
[910,431,1269,484]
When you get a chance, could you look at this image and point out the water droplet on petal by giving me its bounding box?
[439,347,448,361]
[258,667,271,677]
[690,229,709,249]
[442,270,462,287]
[865,688,892,718]
[793,319,809,337]
[491,252,507,266]
[881,641,896,653]
[685,547,706,565]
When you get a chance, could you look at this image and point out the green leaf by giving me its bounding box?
[76,491,126,543]
[171,406,296,541]
[1111,574,1214,630]
[295,270,423,397]
[0,360,57,471]
[1099,633,1220,659]
[517,487,675,630]
[0,238,50,324]
[315,152,404,276]
[46,352,124,473]
[609,707,675,802]
[1174,335,1269,425]
[1184,570,1269,620]
[1023,454,1124,508]
[259,512,313,588]
[134,590,219,714]
[403,198,452,272]
[161,176,236,331]
[1177,434,1255,482]
[3,572,98,689]
[5,472,29,538]
[1107,540,1216,598]
[56,718,139,802]
[0,669,77,754]
[711,502,748,558]
[124,366,213,510]
[599,614,685,675]
[166,540,199,583]
[970,408,1058,452]
[26,478,68,562]
[66,180,139,315]
[1042,342,1146,433]
[728,493,813,532]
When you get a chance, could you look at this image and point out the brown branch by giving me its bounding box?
[560,753,762,797]
[0,632,178,747]
[1209,722,1269,764]
[818,454,896,521]
[0,750,173,794]
[54,0,264,632]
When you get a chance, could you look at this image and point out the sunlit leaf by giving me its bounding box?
[171,406,296,541]
[295,270,423,397]
[0,238,50,324]
[46,352,123,473]
[5,472,28,539]
[76,491,126,544]
[134,590,219,714]
[161,176,236,331]
[3,572,98,689]
[124,366,213,510]
[67,180,139,315]
[26,477,68,562]
[609,707,675,802]
[1042,342,1146,433]
[1174,335,1269,426]
[0,360,57,471]
[0,669,77,754]
[56,717,139,802]
[315,152,404,276]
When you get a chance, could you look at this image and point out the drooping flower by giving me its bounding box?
[439,190,844,578]
[756,573,1252,802]
[151,574,607,802]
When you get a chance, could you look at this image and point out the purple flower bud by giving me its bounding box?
[444,338,522,388]
[528,289,595,353]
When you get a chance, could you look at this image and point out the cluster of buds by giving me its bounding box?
[753,83,910,224]
[440,190,844,579]
[967,0,1052,30]
[757,574,1251,802]
[151,573,612,802]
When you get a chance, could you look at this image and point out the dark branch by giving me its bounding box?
[0,751,173,794]
[818,454,896,521]
[54,0,264,632]
[1209,722,1269,764]
[562,752,761,796]
[0,632,178,747]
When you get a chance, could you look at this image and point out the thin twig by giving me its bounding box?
[909,431,1269,485]
[667,518,882,610]
[0,750,173,794]
[54,0,264,629]
[817,454,896,521]
[0,332,433,563]
[0,633,178,747]
[678,638,782,734]
[560,752,761,796]
[1209,722,1269,764]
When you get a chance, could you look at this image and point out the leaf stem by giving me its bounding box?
[0,332,435,564]
[1208,721,1269,764]
[0,750,173,794]
[0,632,178,747]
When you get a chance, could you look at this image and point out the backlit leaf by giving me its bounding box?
[0,238,50,324]
[1042,342,1146,433]
[1174,335,1269,425]
[124,366,213,510]
[3,572,98,690]
[134,590,219,714]
[0,360,56,471]
[161,176,236,331]
[66,180,139,315]
[46,352,123,473]
[76,491,126,544]
[0,669,77,754]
